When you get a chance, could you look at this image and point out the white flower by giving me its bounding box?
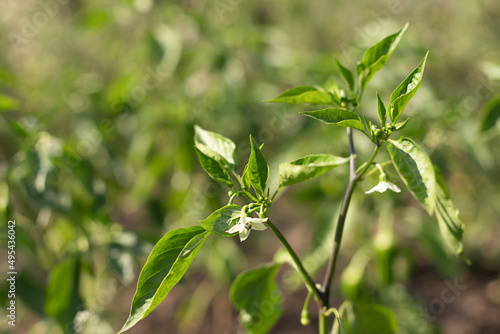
[365,180,401,194]
[227,216,268,242]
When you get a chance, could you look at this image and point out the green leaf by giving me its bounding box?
[195,145,233,187]
[323,77,343,106]
[241,163,252,190]
[199,204,242,236]
[388,52,428,123]
[268,86,332,104]
[356,23,409,91]
[300,108,365,132]
[376,92,387,126]
[247,135,268,195]
[120,227,209,333]
[230,263,283,334]
[336,316,348,334]
[393,118,409,131]
[434,166,467,260]
[388,137,435,214]
[363,116,373,138]
[341,301,398,334]
[335,58,355,92]
[331,308,348,334]
[479,96,500,133]
[194,125,236,169]
[279,154,350,188]
[45,256,83,333]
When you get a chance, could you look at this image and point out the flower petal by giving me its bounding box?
[227,223,243,234]
[366,181,401,194]
[250,218,268,224]
[240,216,252,224]
[239,228,251,242]
[387,181,401,193]
[251,222,267,231]
[365,185,379,194]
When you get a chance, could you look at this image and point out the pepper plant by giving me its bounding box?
[119,23,466,334]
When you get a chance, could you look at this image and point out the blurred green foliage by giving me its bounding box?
[0,0,499,333]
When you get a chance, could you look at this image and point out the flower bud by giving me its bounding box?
[300,309,311,326]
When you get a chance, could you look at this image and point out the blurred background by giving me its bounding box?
[1,0,499,333]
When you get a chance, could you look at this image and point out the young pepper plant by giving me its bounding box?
[119,23,466,334]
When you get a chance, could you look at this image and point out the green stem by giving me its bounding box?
[265,219,323,303]
[319,309,329,334]
[361,160,392,180]
[321,130,381,307]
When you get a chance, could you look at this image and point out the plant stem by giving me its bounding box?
[265,219,323,303]
[321,128,381,307]
[319,309,329,334]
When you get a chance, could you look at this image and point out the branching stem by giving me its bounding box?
[265,219,323,303]
[321,128,381,307]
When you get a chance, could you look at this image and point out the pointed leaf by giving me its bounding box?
[300,108,365,132]
[331,308,348,334]
[388,137,435,214]
[341,301,398,334]
[241,163,252,190]
[120,227,209,333]
[247,135,268,195]
[388,52,428,123]
[363,116,373,137]
[195,145,233,187]
[268,86,332,104]
[434,166,467,260]
[230,263,283,334]
[199,204,242,236]
[393,118,409,131]
[337,316,348,334]
[376,92,387,126]
[194,125,236,169]
[356,23,409,91]
[335,58,355,92]
[279,154,350,188]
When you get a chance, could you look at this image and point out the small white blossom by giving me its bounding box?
[365,180,401,194]
[227,216,268,242]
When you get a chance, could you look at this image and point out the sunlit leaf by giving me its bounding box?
[195,145,233,187]
[199,204,242,236]
[388,137,435,214]
[194,125,236,169]
[279,154,350,188]
[388,52,428,123]
[268,86,332,104]
[230,263,283,334]
[356,23,408,91]
[393,118,409,131]
[300,108,365,131]
[120,227,209,333]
